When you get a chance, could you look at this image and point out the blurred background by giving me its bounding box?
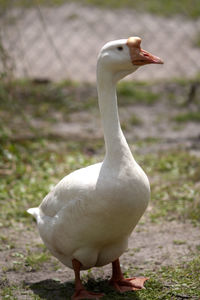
[0,0,200,144]
[0,2,200,299]
[0,0,200,81]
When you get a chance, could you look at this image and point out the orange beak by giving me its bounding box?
[127,37,164,66]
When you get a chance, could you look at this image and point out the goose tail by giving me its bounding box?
[27,207,40,220]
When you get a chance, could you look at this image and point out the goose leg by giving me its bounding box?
[71,259,104,300]
[110,258,148,293]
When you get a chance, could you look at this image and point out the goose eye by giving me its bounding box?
[117,46,123,51]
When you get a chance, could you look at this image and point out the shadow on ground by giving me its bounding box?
[27,278,142,299]
[26,279,74,299]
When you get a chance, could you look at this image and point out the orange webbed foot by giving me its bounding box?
[110,277,149,293]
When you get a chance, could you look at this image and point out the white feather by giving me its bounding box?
[27,38,151,271]
[27,207,40,219]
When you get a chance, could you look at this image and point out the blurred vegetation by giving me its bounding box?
[0,0,200,18]
[144,151,200,224]
[0,76,200,298]
[174,111,200,123]
[0,35,15,83]
[194,32,200,48]
[0,79,162,142]
[0,0,200,298]
[0,78,200,227]
[117,81,159,105]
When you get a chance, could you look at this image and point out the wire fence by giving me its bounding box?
[0,1,200,82]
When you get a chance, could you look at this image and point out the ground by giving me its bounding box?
[0,78,200,299]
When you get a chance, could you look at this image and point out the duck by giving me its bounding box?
[27,36,163,300]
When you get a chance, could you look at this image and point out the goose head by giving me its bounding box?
[97,36,163,82]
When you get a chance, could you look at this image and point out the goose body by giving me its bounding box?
[28,37,163,299]
[30,159,149,270]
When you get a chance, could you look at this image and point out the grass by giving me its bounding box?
[1,138,200,228]
[140,255,200,300]
[0,79,159,142]
[0,79,200,299]
[174,111,200,123]
[25,252,51,271]
[0,79,95,120]
[1,256,200,299]
[0,0,200,19]
[117,81,159,105]
[194,32,200,48]
[0,235,15,250]
[0,79,200,227]
[0,139,99,227]
[87,256,200,299]
[129,114,142,126]
[140,150,200,224]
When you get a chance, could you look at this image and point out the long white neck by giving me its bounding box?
[97,63,135,166]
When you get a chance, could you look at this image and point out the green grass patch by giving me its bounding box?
[0,235,15,250]
[138,256,200,300]
[173,240,186,245]
[129,114,142,126]
[1,137,199,228]
[0,0,199,19]
[0,79,160,142]
[0,79,199,227]
[84,0,200,19]
[140,150,200,224]
[25,252,51,270]
[194,32,200,48]
[174,111,200,123]
[1,286,18,300]
[117,81,159,105]
[0,80,94,112]
[0,139,99,227]
[85,256,199,299]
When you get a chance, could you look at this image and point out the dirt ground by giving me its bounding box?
[0,79,200,299]
[1,215,199,299]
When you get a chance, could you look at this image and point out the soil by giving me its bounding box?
[1,93,200,299]
[1,11,200,294]
[30,94,200,152]
[0,219,199,299]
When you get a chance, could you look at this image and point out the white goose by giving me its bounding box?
[28,37,163,300]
